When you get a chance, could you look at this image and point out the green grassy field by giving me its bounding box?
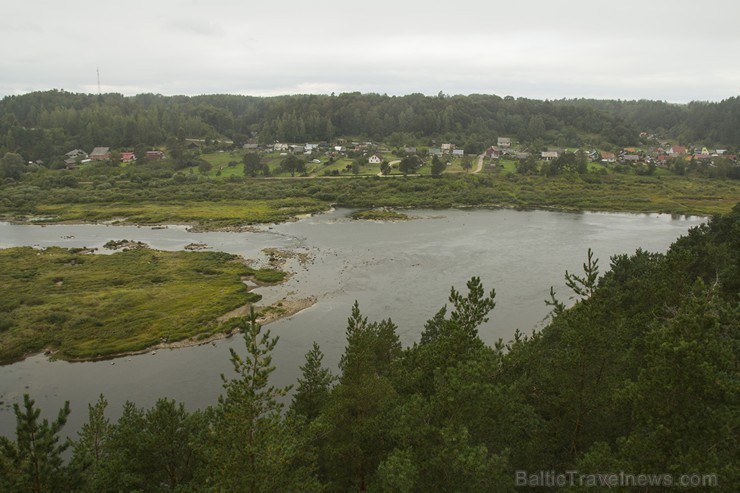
[30,198,328,228]
[0,247,286,363]
[495,159,518,174]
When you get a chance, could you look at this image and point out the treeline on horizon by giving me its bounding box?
[1,205,737,492]
[1,90,739,165]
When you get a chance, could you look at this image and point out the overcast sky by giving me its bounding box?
[2,0,738,103]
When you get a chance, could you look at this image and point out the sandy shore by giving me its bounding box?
[123,296,319,355]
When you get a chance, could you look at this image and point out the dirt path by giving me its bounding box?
[473,153,484,173]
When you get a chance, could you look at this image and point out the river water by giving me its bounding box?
[0,208,705,439]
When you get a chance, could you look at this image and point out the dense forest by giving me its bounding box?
[2,205,737,492]
[1,90,738,166]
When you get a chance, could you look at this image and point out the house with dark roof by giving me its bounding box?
[89,147,110,161]
[63,149,88,169]
[65,149,88,160]
[485,146,501,159]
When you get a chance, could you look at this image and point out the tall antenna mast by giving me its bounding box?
[97,67,101,95]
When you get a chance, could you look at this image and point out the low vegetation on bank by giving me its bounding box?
[0,246,285,363]
[350,208,410,221]
[2,173,739,229]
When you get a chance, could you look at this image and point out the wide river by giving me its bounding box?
[0,208,705,439]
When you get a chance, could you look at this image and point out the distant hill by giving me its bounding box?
[0,90,737,165]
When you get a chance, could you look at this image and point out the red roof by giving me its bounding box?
[120,152,135,161]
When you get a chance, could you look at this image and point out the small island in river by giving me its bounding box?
[0,245,306,364]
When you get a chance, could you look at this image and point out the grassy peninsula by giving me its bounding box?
[0,246,286,363]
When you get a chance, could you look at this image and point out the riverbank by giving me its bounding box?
[1,174,738,230]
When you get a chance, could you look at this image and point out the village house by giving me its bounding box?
[120,152,136,163]
[404,146,417,154]
[65,149,88,160]
[273,143,289,152]
[63,149,88,168]
[485,146,501,159]
[368,153,383,164]
[452,149,464,157]
[89,147,110,161]
[497,137,512,148]
[146,150,165,160]
[600,152,616,163]
[541,151,559,161]
[696,146,710,156]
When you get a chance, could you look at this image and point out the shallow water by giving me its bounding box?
[0,208,705,439]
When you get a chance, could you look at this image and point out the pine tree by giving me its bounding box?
[207,309,321,492]
[291,341,335,421]
[69,394,111,492]
[0,394,71,493]
[322,302,402,492]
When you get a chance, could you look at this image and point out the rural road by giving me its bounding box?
[473,153,484,173]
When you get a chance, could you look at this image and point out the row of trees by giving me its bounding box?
[2,206,738,492]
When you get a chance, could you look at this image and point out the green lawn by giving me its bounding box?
[498,159,518,174]
[587,162,608,172]
[653,166,676,177]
